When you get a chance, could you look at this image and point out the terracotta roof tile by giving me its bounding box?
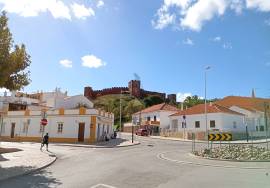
[215,96,270,112]
[134,103,179,115]
[170,103,244,116]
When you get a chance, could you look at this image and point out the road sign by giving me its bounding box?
[208,133,232,141]
[41,118,48,126]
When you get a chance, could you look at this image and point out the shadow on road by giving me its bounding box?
[96,138,128,147]
[0,167,61,188]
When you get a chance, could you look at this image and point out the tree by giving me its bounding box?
[0,11,31,90]
[143,95,164,107]
[183,95,204,108]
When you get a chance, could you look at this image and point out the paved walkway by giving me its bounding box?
[0,142,56,181]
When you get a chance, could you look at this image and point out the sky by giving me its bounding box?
[0,0,269,101]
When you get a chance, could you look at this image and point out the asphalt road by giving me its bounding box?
[1,135,270,188]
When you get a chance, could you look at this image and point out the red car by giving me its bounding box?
[135,129,148,136]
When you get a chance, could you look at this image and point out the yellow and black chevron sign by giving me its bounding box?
[208,133,232,141]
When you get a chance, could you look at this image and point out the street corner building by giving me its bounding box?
[125,103,179,135]
[0,89,114,144]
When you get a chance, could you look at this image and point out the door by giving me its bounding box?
[78,123,85,142]
[11,123,15,138]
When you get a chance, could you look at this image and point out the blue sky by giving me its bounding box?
[0,0,270,101]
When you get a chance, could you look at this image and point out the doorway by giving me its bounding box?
[11,123,15,138]
[78,123,85,142]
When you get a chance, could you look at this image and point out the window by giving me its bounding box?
[195,121,200,128]
[23,122,28,133]
[260,126,264,132]
[154,116,157,121]
[171,119,178,130]
[147,117,151,121]
[233,121,237,129]
[57,123,63,133]
[1,122,5,133]
[39,125,44,133]
[210,120,215,128]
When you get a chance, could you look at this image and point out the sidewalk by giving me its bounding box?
[151,135,270,144]
[0,142,56,182]
[53,138,140,148]
[121,132,270,144]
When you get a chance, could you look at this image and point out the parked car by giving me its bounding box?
[135,129,148,136]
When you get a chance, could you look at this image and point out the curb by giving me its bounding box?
[149,136,270,144]
[189,153,270,162]
[157,151,270,169]
[54,142,140,149]
[0,153,57,183]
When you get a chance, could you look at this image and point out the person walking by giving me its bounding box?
[40,133,49,151]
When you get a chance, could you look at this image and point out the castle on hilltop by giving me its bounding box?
[84,80,176,103]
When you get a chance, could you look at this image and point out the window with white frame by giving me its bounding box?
[233,121,237,129]
[210,120,215,128]
[195,121,200,128]
[57,122,63,133]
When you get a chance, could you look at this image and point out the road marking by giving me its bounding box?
[157,151,270,170]
[91,183,117,188]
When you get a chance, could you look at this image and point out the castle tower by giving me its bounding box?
[251,88,256,98]
[128,80,141,98]
[84,86,95,99]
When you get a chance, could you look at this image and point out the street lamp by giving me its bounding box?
[204,66,211,148]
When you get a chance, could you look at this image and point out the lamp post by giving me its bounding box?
[205,66,211,148]
[119,90,122,138]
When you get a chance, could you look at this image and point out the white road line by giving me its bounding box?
[91,183,117,188]
[157,151,270,170]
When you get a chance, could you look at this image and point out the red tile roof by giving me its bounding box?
[215,96,270,112]
[170,103,244,116]
[134,103,179,115]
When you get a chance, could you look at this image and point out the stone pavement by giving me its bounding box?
[53,138,140,148]
[0,142,56,182]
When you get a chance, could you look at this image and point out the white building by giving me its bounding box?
[131,103,179,134]
[0,89,114,143]
[216,96,270,137]
[169,103,245,140]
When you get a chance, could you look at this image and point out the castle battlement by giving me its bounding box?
[84,80,175,103]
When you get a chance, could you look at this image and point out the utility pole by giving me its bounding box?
[265,102,269,150]
[119,90,122,137]
[205,66,210,149]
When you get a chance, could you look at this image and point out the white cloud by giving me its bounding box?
[265,18,270,26]
[223,42,232,49]
[0,0,71,20]
[59,59,72,68]
[153,0,270,32]
[246,0,270,12]
[180,0,227,31]
[97,0,104,8]
[212,36,222,42]
[183,37,194,45]
[71,3,95,20]
[230,0,244,14]
[0,88,10,96]
[177,92,192,102]
[81,55,106,68]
